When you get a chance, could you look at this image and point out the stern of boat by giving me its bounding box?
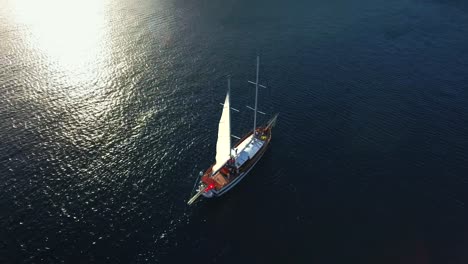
[199,173,217,198]
[201,189,215,198]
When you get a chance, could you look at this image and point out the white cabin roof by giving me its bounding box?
[231,135,264,168]
[231,135,253,156]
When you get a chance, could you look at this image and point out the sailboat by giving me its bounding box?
[188,56,278,205]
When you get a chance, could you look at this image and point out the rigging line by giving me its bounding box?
[190,171,203,195]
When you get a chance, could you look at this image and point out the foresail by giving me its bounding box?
[212,91,231,173]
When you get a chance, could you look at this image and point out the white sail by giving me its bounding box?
[212,91,231,173]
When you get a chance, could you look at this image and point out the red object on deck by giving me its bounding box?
[220,167,229,175]
[201,175,216,192]
[205,184,215,192]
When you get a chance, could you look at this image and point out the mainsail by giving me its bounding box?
[212,91,231,174]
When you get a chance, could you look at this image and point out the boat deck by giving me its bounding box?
[209,128,272,191]
[212,171,228,189]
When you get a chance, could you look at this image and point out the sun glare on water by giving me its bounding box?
[11,0,110,87]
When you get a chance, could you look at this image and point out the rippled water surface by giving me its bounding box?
[1,0,468,263]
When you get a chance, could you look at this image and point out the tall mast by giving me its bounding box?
[253,56,259,133]
[228,76,231,150]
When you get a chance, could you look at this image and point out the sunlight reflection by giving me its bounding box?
[12,0,110,87]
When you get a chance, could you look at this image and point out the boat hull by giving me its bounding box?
[207,146,267,197]
[202,129,272,198]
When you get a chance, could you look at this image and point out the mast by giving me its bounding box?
[227,76,231,150]
[253,56,259,133]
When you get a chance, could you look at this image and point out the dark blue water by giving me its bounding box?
[1,0,468,263]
